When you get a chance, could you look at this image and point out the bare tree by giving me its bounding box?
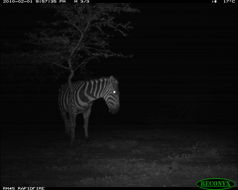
[26,3,139,144]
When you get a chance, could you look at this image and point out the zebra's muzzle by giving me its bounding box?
[109,107,119,114]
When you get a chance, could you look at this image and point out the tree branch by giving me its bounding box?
[68,19,91,66]
[51,62,69,70]
[73,56,98,72]
[23,4,139,79]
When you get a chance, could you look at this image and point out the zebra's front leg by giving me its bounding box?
[83,105,92,139]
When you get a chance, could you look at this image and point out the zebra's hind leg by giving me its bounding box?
[69,113,77,145]
[65,122,70,136]
[60,110,70,136]
[83,105,92,139]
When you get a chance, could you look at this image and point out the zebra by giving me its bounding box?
[58,75,120,143]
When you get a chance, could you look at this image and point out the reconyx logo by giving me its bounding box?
[196,178,235,190]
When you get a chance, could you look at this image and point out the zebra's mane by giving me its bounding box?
[87,77,108,83]
[86,76,117,82]
[81,76,119,85]
[60,76,118,90]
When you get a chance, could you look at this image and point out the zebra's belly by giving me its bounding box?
[75,108,86,114]
[74,104,92,115]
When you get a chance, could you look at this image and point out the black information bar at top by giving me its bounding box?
[2,0,230,5]
[69,0,233,4]
[65,0,218,3]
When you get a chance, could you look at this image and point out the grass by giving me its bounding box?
[1,125,238,187]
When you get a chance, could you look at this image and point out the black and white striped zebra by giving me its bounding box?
[58,75,120,142]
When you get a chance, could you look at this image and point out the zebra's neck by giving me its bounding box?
[84,77,109,101]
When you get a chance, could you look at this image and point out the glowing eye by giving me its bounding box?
[113,90,116,94]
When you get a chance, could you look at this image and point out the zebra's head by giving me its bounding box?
[104,76,120,114]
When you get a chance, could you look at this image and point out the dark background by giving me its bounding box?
[1,3,237,131]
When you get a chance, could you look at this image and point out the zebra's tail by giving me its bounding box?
[58,84,65,113]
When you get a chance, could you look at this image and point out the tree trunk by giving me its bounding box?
[67,65,75,145]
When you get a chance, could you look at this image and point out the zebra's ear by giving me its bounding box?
[109,75,115,81]
[109,75,118,83]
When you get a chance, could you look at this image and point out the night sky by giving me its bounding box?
[1,2,237,130]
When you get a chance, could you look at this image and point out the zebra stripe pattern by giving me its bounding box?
[58,75,120,141]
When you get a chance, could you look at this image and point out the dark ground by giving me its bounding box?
[1,124,237,187]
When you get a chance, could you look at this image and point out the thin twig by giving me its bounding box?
[52,62,69,70]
